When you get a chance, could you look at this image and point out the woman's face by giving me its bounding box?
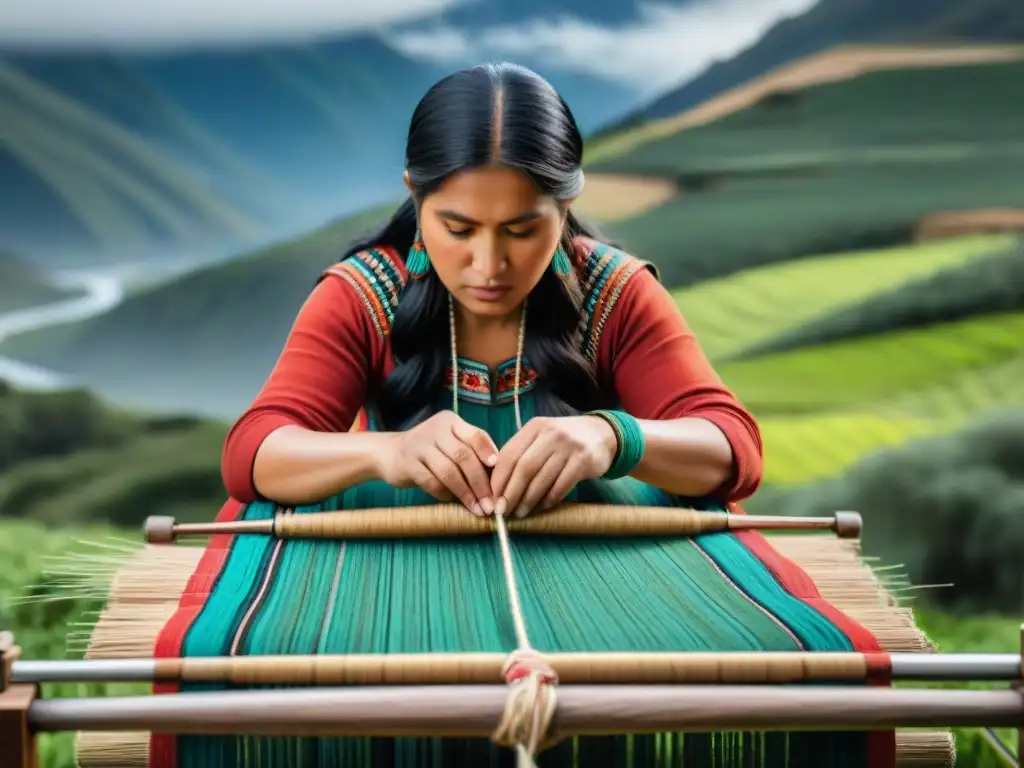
[410,165,568,319]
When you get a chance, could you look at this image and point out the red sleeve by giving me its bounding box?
[598,267,764,502]
[221,273,378,501]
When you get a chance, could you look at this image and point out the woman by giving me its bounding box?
[154,63,888,768]
[221,63,762,518]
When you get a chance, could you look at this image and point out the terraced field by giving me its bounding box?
[668,233,1024,487]
[583,58,1024,288]
[672,234,1013,360]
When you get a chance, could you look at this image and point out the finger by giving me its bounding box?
[515,454,569,518]
[438,429,494,514]
[410,461,454,503]
[490,424,538,499]
[451,420,500,468]
[539,458,584,511]
[498,436,555,517]
[421,446,480,514]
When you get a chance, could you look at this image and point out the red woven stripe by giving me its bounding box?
[149,498,247,768]
[728,503,896,767]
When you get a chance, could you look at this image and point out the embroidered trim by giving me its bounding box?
[325,247,406,339]
[443,357,538,404]
[575,239,652,364]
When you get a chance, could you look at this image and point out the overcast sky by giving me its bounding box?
[0,0,819,94]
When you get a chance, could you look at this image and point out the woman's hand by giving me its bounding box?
[379,411,499,515]
[489,415,618,518]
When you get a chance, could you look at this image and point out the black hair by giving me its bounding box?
[339,62,608,430]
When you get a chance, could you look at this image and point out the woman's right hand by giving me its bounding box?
[379,411,499,516]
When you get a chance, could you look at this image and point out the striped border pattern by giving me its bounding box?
[574,238,657,364]
[324,247,406,339]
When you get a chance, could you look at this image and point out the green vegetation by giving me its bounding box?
[0,381,226,525]
[911,610,1022,764]
[0,205,395,417]
[590,0,1024,140]
[594,61,1024,177]
[748,410,1024,613]
[590,61,1024,288]
[720,306,1024,485]
[0,253,70,312]
[0,518,148,768]
[741,239,1024,358]
[720,312,1024,414]
[671,234,1012,361]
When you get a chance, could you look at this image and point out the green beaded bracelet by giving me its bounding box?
[588,409,646,480]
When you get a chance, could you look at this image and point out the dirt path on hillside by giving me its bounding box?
[574,174,679,222]
[914,208,1024,240]
[590,43,1024,164]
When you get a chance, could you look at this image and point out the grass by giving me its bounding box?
[911,610,1021,764]
[752,351,1024,486]
[585,60,1024,288]
[0,382,227,526]
[741,239,1024,358]
[718,312,1024,415]
[589,60,1024,177]
[671,234,1013,361]
[757,412,940,486]
[719,306,1024,485]
[605,156,1024,288]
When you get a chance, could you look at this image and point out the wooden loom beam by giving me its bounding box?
[144,505,864,543]
[11,650,1024,686]
[24,685,1024,737]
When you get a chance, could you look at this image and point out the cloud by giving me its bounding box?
[0,0,464,49]
[392,0,820,96]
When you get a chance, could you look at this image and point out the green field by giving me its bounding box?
[742,241,1024,358]
[672,234,1013,361]
[586,60,1024,288]
[591,61,1024,177]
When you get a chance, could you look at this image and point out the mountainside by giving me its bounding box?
[1,19,641,270]
[0,205,393,417]
[603,0,1024,132]
[0,251,70,312]
[0,37,449,267]
[6,52,1024,420]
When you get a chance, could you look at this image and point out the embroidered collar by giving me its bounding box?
[444,356,538,404]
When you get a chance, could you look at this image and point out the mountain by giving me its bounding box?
[0,17,639,270]
[0,37,451,268]
[0,252,71,312]
[0,205,394,417]
[8,45,1024,417]
[601,0,1024,133]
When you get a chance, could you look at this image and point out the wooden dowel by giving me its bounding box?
[0,627,35,768]
[12,651,1023,686]
[28,685,1024,737]
[145,506,862,544]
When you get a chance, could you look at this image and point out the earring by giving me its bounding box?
[407,229,431,278]
[551,245,571,278]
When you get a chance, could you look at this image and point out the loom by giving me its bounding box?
[1,503,1021,768]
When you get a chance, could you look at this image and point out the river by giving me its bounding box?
[0,269,126,390]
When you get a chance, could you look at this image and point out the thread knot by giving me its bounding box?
[492,649,560,767]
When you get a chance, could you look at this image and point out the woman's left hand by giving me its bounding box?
[489,415,618,518]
